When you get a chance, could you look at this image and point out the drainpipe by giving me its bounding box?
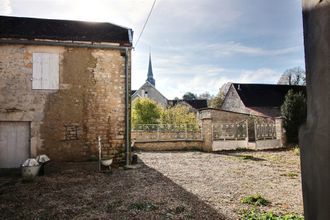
[124,48,130,166]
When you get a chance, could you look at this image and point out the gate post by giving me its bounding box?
[199,111,213,152]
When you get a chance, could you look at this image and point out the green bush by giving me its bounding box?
[132,98,162,128]
[159,105,198,127]
[281,90,307,144]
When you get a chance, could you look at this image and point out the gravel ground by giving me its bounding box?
[0,149,302,219]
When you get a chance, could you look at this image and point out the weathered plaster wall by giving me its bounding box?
[0,44,129,163]
[300,1,330,219]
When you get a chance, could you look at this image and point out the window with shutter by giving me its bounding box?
[32,53,59,90]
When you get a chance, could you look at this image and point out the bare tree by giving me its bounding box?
[277,67,306,85]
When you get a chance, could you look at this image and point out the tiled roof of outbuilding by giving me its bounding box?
[232,83,306,107]
[169,99,208,110]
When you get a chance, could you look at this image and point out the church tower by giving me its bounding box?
[146,53,155,86]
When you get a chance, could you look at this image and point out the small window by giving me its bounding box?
[32,53,59,90]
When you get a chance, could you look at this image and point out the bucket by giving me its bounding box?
[21,159,40,181]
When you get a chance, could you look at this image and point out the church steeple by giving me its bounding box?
[146,53,155,86]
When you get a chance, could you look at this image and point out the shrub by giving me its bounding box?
[132,98,162,128]
[241,209,304,220]
[159,105,198,127]
[281,90,307,144]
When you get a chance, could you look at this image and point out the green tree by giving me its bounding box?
[281,90,307,144]
[182,92,197,100]
[160,105,198,126]
[209,91,225,108]
[131,98,162,128]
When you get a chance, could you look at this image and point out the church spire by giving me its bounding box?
[146,53,155,86]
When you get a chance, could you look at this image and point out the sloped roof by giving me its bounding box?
[131,90,137,96]
[232,83,306,107]
[169,99,208,110]
[0,16,132,45]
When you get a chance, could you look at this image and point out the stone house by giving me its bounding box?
[221,83,306,118]
[0,16,133,168]
[132,81,168,106]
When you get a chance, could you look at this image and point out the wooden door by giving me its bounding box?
[0,122,30,168]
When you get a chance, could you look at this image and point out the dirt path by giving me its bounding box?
[138,150,303,219]
[0,149,302,219]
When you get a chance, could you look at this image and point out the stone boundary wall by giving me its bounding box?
[255,139,282,150]
[132,109,285,152]
[212,140,248,151]
[133,140,204,151]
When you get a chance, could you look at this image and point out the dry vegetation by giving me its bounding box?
[0,149,302,219]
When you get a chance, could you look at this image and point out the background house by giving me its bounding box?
[132,54,168,106]
[221,83,306,118]
[0,16,133,168]
[167,99,208,112]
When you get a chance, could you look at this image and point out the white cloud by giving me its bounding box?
[157,67,282,99]
[204,42,300,57]
[0,0,12,14]
[238,68,280,83]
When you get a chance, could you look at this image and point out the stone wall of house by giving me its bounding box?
[199,108,249,123]
[0,44,130,164]
[221,85,249,114]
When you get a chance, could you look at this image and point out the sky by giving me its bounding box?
[0,0,305,99]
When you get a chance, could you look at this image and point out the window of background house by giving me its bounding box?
[32,53,59,90]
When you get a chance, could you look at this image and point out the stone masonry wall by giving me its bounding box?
[134,140,204,151]
[221,85,249,114]
[0,44,130,164]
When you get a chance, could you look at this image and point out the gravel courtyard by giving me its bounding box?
[0,149,303,219]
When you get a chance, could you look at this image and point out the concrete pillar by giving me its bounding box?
[300,1,330,219]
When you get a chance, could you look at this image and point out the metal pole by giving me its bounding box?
[124,48,130,166]
[98,136,101,172]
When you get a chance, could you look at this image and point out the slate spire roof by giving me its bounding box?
[146,53,155,86]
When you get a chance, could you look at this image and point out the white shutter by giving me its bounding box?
[32,53,59,90]
[32,53,42,89]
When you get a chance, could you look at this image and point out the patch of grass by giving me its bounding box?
[241,209,304,220]
[241,194,270,206]
[129,201,158,212]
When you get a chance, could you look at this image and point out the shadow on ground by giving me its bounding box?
[0,159,227,219]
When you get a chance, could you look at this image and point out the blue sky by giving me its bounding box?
[0,0,305,99]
